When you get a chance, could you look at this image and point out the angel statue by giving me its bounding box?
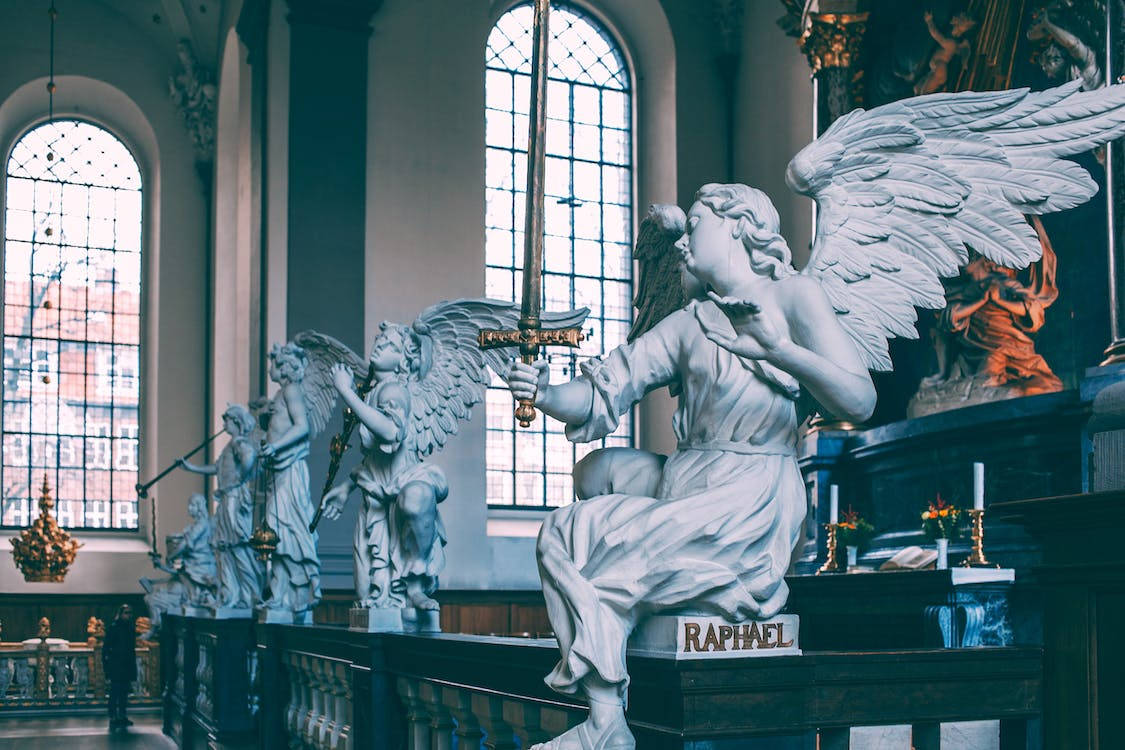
[177,403,263,610]
[506,81,1125,749]
[258,342,321,620]
[306,300,587,630]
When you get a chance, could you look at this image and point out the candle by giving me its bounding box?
[973,462,984,510]
[829,484,839,525]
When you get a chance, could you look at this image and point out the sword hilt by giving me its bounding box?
[478,325,584,428]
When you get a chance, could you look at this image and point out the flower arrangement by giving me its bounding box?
[921,494,965,540]
[834,506,874,551]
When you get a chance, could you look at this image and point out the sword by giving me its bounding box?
[478,0,584,427]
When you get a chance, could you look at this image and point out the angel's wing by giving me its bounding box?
[788,80,1125,371]
[291,331,366,437]
[405,298,589,460]
[628,204,688,342]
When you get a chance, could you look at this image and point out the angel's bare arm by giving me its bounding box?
[776,277,876,423]
[178,458,217,476]
[337,384,402,443]
[268,384,311,452]
[507,361,594,425]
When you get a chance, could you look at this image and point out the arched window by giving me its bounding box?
[2,119,142,529]
[485,3,634,509]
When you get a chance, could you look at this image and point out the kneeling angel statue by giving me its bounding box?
[296,300,586,627]
[506,81,1125,749]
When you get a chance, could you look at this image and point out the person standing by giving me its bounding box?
[103,604,137,730]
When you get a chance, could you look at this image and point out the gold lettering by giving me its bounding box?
[732,624,750,650]
[775,622,794,648]
[761,623,779,648]
[718,625,734,651]
[684,622,702,653]
[701,623,721,652]
[747,622,765,649]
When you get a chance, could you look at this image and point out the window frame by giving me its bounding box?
[0,116,146,532]
[484,0,640,512]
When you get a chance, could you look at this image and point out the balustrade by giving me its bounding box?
[0,635,160,710]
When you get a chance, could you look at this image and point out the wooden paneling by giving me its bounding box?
[0,593,148,643]
[316,588,551,636]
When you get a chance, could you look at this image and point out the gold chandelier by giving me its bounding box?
[10,474,81,582]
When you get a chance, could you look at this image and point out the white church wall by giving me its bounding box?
[354,0,729,592]
[0,2,208,594]
[732,0,814,268]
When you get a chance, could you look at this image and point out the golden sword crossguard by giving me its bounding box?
[478,323,584,427]
[478,0,583,428]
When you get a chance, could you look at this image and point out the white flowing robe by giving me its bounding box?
[537,302,806,699]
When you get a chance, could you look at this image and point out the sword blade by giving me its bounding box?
[518,0,551,349]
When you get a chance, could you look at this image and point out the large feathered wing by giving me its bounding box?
[788,80,1125,371]
[404,298,589,460]
[291,331,366,437]
[629,204,687,342]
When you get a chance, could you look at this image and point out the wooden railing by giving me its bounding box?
[0,638,160,710]
[247,627,1042,750]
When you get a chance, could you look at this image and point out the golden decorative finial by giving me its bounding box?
[249,524,279,562]
[10,474,81,582]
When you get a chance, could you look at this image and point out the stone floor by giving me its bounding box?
[0,711,174,749]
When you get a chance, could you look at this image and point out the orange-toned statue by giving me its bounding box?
[910,217,1062,417]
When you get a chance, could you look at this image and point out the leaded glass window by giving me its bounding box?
[2,119,142,529]
[485,3,634,509]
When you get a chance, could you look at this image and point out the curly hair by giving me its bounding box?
[694,183,794,281]
[269,342,308,380]
[221,404,256,436]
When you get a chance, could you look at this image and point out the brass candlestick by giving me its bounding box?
[817,523,841,574]
[961,508,998,568]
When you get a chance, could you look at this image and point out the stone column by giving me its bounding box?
[1102,0,1125,364]
[283,0,381,518]
[796,8,868,136]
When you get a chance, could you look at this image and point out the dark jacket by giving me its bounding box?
[102,617,137,683]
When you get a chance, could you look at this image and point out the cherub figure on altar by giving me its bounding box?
[506,82,1125,749]
[300,301,586,628]
[915,10,977,95]
[258,342,321,618]
[178,404,263,610]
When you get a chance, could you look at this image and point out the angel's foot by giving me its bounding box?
[405,579,440,611]
[529,709,634,750]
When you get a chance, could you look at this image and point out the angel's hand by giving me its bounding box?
[697,291,784,360]
[506,360,549,404]
[330,363,355,395]
[321,485,350,521]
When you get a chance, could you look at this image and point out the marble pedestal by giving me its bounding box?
[349,606,441,633]
[256,608,313,625]
[629,613,801,660]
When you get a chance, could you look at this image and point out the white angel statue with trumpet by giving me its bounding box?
[298,300,586,628]
[504,80,1125,749]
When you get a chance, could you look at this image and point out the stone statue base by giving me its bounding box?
[628,613,801,660]
[182,605,212,618]
[208,606,253,619]
[907,374,1049,418]
[349,606,441,633]
[256,608,314,625]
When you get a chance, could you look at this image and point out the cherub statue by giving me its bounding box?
[506,81,1125,749]
[912,218,1061,416]
[915,11,977,96]
[1028,6,1102,91]
[140,494,217,633]
[178,404,263,610]
[304,301,587,626]
[258,342,321,617]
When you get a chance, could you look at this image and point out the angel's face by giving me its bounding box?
[677,201,740,290]
[370,327,407,374]
[1041,44,1065,78]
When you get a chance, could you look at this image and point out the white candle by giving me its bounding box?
[829,484,839,525]
[973,462,985,510]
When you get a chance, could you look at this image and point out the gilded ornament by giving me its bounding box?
[10,474,81,583]
[798,12,869,73]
